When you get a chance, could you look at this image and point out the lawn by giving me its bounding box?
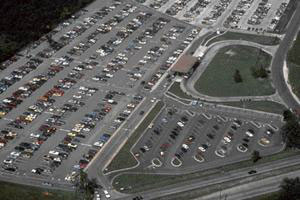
[206,31,281,47]
[112,149,299,193]
[246,192,280,200]
[167,82,195,100]
[195,45,275,97]
[288,32,300,99]
[104,101,165,173]
[0,181,76,200]
[220,101,286,114]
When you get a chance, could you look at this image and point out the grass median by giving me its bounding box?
[219,101,286,114]
[206,31,281,47]
[168,82,194,100]
[104,101,165,173]
[0,181,76,200]
[195,45,275,97]
[288,32,300,99]
[112,148,298,193]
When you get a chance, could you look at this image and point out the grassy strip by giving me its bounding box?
[104,101,165,173]
[0,181,76,200]
[246,192,280,200]
[206,31,281,47]
[168,82,195,100]
[288,32,300,99]
[166,92,192,105]
[195,45,274,97]
[219,101,286,114]
[112,149,298,193]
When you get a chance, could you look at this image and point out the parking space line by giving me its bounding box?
[79,143,92,147]
[59,129,70,132]
[2,118,13,121]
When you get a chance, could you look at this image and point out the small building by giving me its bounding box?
[171,54,198,77]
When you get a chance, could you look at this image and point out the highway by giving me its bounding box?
[114,154,300,200]
[193,169,300,200]
[271,1,300,110]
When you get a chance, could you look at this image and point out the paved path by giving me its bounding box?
[270,2,300,110]
[183,40,282,103]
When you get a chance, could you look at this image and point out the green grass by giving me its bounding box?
[220,101,286,114]
[246,192,280,200]
[288,62,300,98]
[206,31,281,47]
[112,148,298,193]
[0,181,76,200]
[195,45,275,97]
[168,82,195,100]
[105,101,165,173]
[287,32,300,99]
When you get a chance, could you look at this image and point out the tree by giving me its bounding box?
[77,170,99,200]
[278,177,300,200]
[281,119,300,148]
[251,150,261,163]
[251,65,268,79]
[233,69,242,83]
[283,109,297,122]
[280,110,300,148]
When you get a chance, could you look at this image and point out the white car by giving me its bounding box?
[73,95,82,99]
[223,136,231,143]
[30,133,40,138]
[49,150,59,156]
[10,151,20,158]
[177,122,185,127]
[93,141,104,148]
[198,146,206,152]
[3,159,13,164]
[103,190,111,198]
[245,130,254,137]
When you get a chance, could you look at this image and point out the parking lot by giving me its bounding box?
[131,104,283,171]
[0,0,199,187]
[136,0,291,33]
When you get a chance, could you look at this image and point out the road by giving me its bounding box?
[114,154,300,200]
[183,39,280,103]
[271,1,300,110]
[193,169,300,200]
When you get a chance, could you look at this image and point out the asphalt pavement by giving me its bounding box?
[271,1,300,110]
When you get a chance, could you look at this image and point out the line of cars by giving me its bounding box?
[224,0,255,28]
[268,2,288,31]
[166,0,194,16]
[1,63,94,172]
[149,0,170,9]
[202,0,233,25]
[143,28,199,91]
[183,0,211,19]
[96,10,149,59]
[247,0,272,25]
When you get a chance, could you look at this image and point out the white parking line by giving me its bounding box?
[44,112,54,115]
[59,129,70,132]
[79,143,92,147]
[2,118,13,121]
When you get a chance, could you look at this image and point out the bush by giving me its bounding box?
[233,69,243,83]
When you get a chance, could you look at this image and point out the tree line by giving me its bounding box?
[0,0,94,63]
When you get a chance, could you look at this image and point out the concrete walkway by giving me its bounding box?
[183,40,284,104]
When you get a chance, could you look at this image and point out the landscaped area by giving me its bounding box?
[167,82,195,100]
[0,181,76,200]
[104,101,165,173]
[206,31,281,47]
[288,32,300,99]
[195,45,275,97]
[112,149,299,193]
[220,101,286,114]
